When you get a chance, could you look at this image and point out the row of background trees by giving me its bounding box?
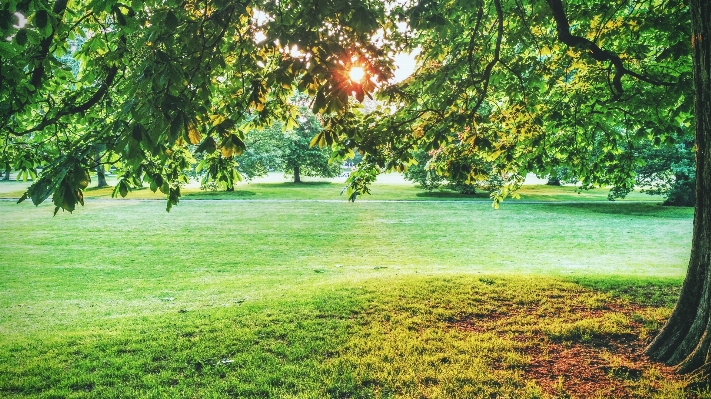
[3,113,695,207]
[2,95,694,207]
[1,103,339,188]
[403,133,695,207]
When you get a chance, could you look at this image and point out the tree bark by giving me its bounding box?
[293,166,301,183]
[95,165,108,188]
[2,169,9,181]
[94,146,108,188]
[646,0,711,374]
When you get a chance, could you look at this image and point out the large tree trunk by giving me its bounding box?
[293,166,301,183]
[2,169,9,181]
[646,0,711,374]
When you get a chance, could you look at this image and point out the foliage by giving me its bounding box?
[0,0,694,210]
[635,139,696,207]
[196,151,241,191]
[332,0,692,208]
[403,149,501,194]
[1,0,395,210]
[237,107,341,183]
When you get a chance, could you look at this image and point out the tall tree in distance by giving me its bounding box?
[237,108,341,183]
[94,145,108,188]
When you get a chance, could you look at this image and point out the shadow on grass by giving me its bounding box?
[415,190,490,199]
[552,202,693,218]
[570,276,683,307]
[257,181,337,187]
[183,190,257,198]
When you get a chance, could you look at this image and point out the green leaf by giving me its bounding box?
[169,113,184,143]
[14,29,27,46]
[196,137,217,154]
[0,42,16,58]
[34,10,48,29]
[165,11,179,31]
[119,181,128,197]
[0,10,12,31]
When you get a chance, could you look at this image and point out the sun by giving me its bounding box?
[348,66,365,82]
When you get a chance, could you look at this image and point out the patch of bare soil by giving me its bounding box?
[451,301,685,398]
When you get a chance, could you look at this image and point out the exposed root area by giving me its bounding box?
[451,300,686,398]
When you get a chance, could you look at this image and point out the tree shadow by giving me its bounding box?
[551,202,692,218]
[570,276,683,307]
[183,190,257,198]
[415,191,489,199]
[259,181,336,187]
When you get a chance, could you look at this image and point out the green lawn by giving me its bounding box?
[0,179,702,398]
[0,172,662,202]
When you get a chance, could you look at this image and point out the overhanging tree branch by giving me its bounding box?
[471,0,504,112]
[545,0,675,96]
[11,66,119,137]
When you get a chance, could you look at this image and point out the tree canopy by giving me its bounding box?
[2,0,710,375]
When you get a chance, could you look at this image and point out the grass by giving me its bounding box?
[0,172,662,202]
[0,176,702,398]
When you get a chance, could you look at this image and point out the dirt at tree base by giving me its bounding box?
[524,335,678,398]
[452,302,690,398]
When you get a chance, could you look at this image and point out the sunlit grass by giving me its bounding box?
[0,180,700,398]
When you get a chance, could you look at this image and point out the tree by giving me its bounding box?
[335,0,706,374]
[403,148,501,194]
[1,0,709,375]
[94,145,109,188]
[633,138,696,207]
[645,0,711,374]
[2,0,392,212]
[238,109,341,183]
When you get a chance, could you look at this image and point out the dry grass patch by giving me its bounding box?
[447,283,684,399]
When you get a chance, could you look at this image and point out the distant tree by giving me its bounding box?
[238,108,340,183]
[1,145,13,181]
[94,145,108,188]
[403,148,500,194]
[635,139,695,206]
[196,151,240,192]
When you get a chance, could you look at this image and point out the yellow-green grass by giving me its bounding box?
[0,194,701,398]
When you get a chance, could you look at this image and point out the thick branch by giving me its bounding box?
[467,4,485,79]
[12,66,119,137]
[545,0,675,95]
[29,0,69,89]
[471,0,504,112]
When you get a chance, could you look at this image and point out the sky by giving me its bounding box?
[392,50,419,83]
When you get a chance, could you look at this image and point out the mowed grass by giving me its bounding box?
[0,172,661,202]
[0,180,702,398]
